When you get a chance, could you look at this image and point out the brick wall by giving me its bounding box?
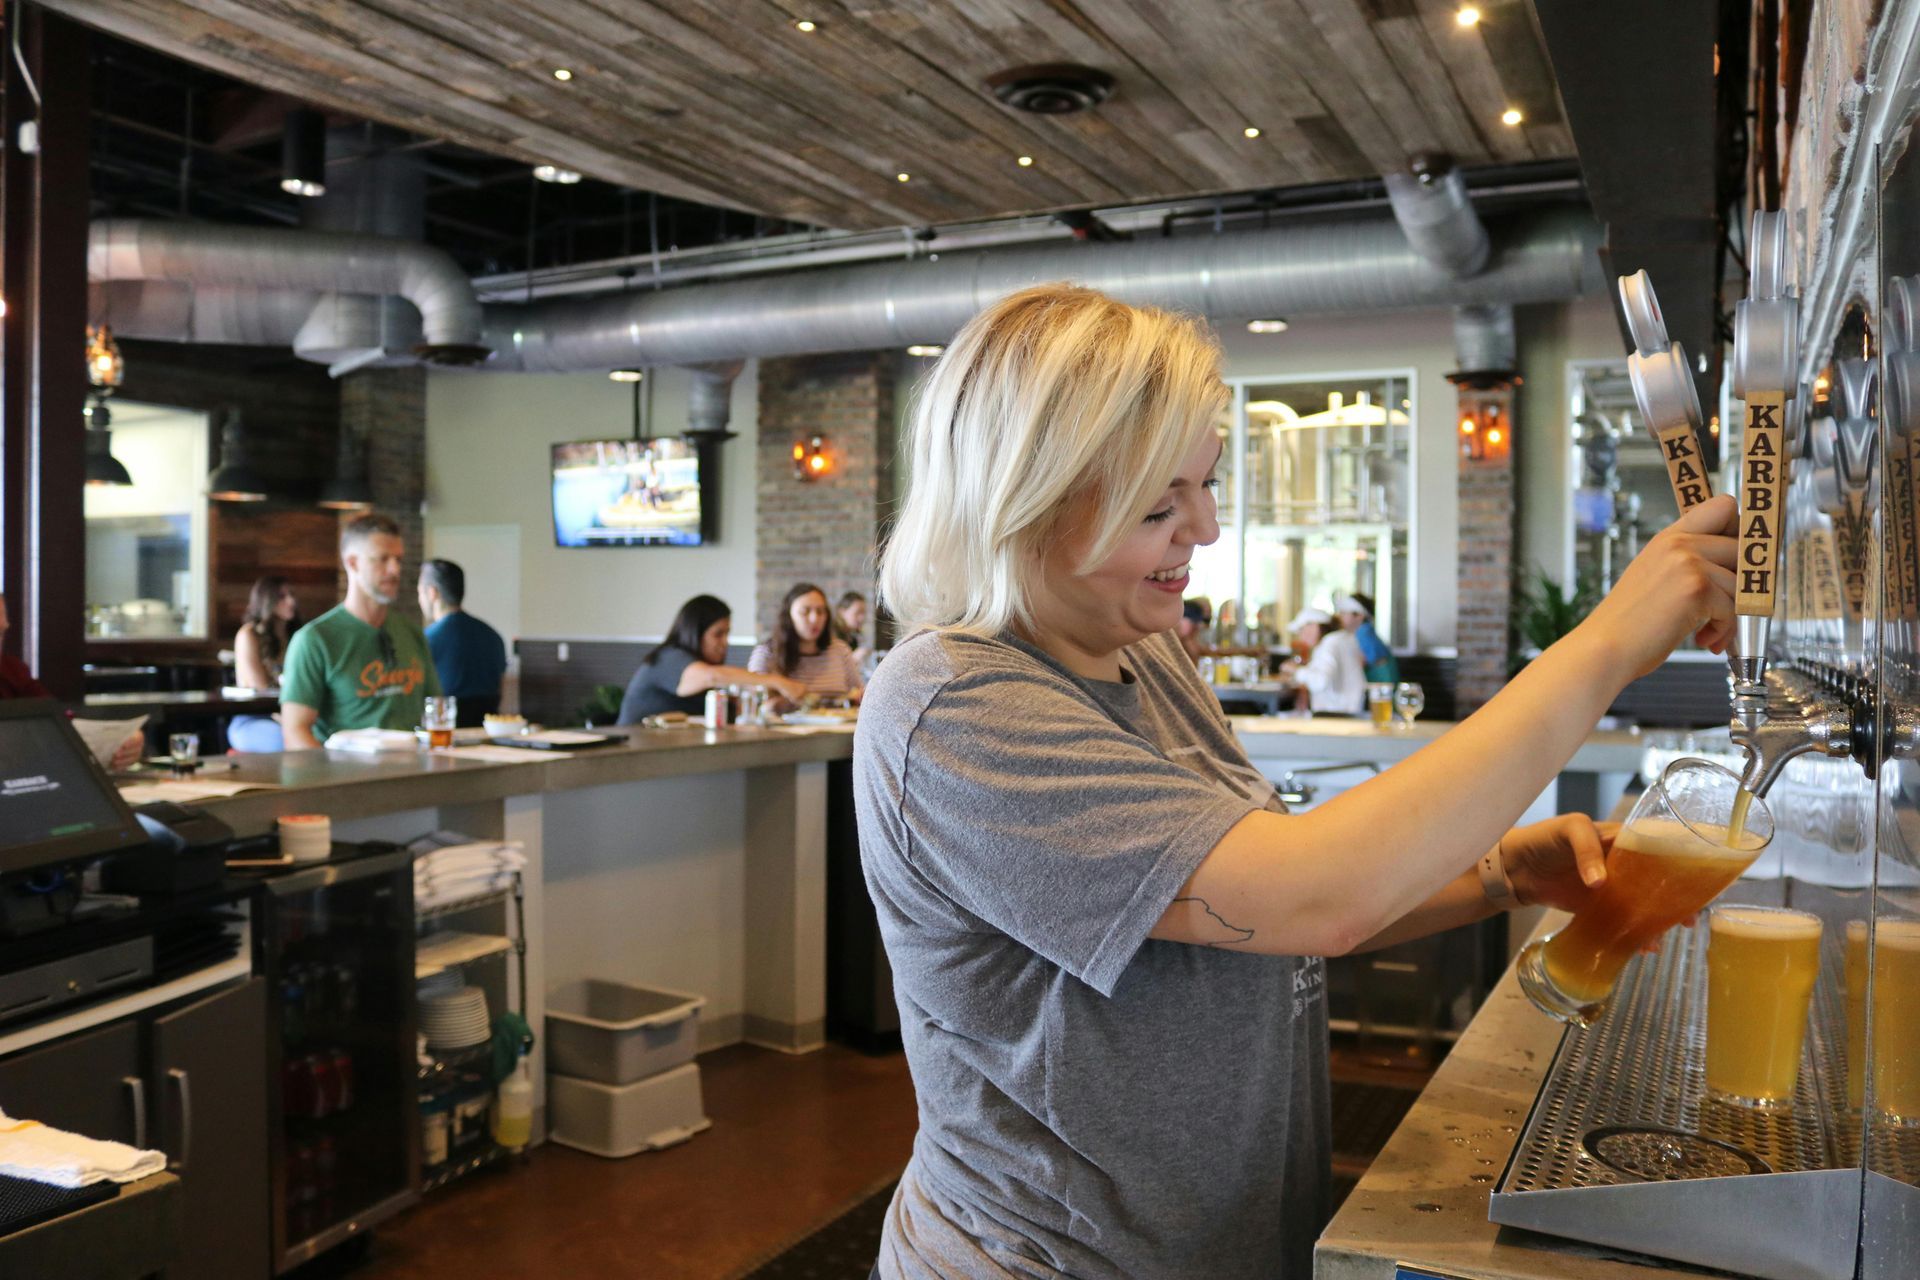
[755,353,895,638]
[340,365,428,622]
[1456,388,1518,712]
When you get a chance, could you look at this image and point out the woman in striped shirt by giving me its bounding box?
[749,582,865,709]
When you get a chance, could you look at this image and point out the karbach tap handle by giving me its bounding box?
[1619,270,1713,511]
[1731,212,1798,619]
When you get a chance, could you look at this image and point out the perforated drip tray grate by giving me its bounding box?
[1490,912,1920,1279]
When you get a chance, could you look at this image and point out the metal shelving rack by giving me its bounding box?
[415,872,529,1194]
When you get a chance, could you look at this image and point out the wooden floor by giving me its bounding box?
[359,1044,918,1280]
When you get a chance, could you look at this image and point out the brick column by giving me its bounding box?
[755,353,895,638]
[339,366,428,621]
[1455,384,1518,712]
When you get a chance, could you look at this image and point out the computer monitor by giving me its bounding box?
[0,700,146,878]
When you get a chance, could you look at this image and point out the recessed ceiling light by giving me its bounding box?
[609,369,644,383]
[533,164,582,184]
[906,345,944,357]
[1501,107,1524,126]
[552,68,573,81]
[1017,155,1034,167]
[280,178,325,198]
[896,172,911,182]
[1247,319,1289,334]
[1456,6,1481,26]
[793,19,817,32]
[1243,126,1261,139]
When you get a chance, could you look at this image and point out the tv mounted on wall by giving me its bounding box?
[551,438,708,547]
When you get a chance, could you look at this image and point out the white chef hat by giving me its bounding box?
[1287,605,1333,631]
[1334,594,1370,618]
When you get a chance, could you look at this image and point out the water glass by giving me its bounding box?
[1393,681,1425,728]
[168,732,199,766]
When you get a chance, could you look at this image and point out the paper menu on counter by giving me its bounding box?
[73,715,147,765]
[117,777,280,806]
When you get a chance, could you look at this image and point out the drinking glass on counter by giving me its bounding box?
[1393,682,1425,728]
[168,732,199,767]
[1367,683,1395,731]
[1705,905,1822,1108]
[1516,758,1773,1025]
[1846,917,1920,1124]
[422,697,457,749]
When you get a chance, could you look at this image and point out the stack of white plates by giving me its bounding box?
[417,969,464,1000]
[420,986,491,1050]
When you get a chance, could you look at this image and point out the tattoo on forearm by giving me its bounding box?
[1171,896,1255,946]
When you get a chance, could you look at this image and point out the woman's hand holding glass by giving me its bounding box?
[1499,815,1614,914]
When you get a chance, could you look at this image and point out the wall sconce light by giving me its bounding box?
[86,323,124,390]
[793,434,832,481]
[1457,399,1512,463]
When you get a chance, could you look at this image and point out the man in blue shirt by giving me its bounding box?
[418,559,508,726]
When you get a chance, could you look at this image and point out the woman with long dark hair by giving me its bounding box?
[617,595,805,724]
[835,590,873,668]
[748,582,864,707]
[229,576,300,751]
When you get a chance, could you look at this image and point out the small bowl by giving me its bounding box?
[483,715,529,738]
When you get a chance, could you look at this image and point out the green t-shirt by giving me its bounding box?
[280,604,441,743]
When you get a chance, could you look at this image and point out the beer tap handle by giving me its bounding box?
[1728,211,1800,703]
[1620,270,1714,511]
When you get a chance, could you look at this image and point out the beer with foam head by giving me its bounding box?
[1706,906,1822,1107]
[1853,918,1920,1124]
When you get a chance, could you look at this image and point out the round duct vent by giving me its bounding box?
[986,64,1114,115]
[413,342,494,367]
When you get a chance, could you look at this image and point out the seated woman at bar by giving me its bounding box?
[835,589,873,669]
[1338,590,1400,684]
[229,575,299,753]
[617,595,804,724]
[748,583,865,708]
[1282,604,1367,714]
[857,284,1738,1279]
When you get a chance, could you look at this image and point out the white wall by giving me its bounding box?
[426,297,1627,654]
[425,364,760,642]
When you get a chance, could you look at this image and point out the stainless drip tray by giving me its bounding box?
[1490,921,1920,1280]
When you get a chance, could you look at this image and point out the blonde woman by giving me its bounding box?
[856,284,1739,1278]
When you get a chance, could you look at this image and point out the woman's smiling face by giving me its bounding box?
[1025,428,1222,679]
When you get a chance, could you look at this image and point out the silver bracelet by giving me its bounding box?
[1479,839,1523,910]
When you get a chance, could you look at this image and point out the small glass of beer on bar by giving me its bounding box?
[1705,905,1822,1108]
[1367,683,1395,731]
[423,696,458,750]
[1517,758,1773,1026]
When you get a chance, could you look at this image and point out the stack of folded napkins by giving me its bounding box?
[324,728,421,753]
[409,831,528,910]
[0,1109,165,1188]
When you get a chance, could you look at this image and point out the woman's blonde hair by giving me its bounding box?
[880,283,1226,636]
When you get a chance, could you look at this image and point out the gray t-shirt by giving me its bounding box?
[617,646,702,723]
[854,629,1330,1280]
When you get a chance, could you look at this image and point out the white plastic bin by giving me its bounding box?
[545,979,705,1085]
[548,1061,711,1158]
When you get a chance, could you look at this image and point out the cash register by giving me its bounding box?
[0,700,242,1027]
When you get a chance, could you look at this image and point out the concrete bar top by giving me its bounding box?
[1233,716,1648,774]
[166,724,856,834]
[1314,920,1715,1280]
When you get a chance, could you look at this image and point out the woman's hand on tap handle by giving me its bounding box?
[1574,494,1738,685]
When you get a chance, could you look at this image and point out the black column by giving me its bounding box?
[0,9,89,697]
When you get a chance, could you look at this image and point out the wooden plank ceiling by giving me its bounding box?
[46,0,1573,231]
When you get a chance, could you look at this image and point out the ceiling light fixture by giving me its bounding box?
[279,108,327,198]
[207,410,270,503]
[552,68,573,81]
[793,19,817,32]
[1246,319,1289,334]
[1501,108,1524,126]
[86,324,125,390]
[1243,126,1261,139]
[533,164,582,184]
[609,369,644,383]
[318,425,374,511]
[906,345,944,357]
[1456,6,1481,26]
[896,172,911,182]
[82,398,132,488]
[1017,155,1033,167]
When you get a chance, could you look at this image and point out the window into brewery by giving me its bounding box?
[84,401,212,639]
[1190,371,1413,649]
[1568,359,1686,596]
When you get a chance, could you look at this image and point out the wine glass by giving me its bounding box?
[1392,682,1425,729]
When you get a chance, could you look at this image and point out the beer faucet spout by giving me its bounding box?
[1730,672,1852,797]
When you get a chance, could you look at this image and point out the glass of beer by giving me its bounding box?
[1367,683,1396,730]
[1846,920,1869,1112]
[422,696,457,749]
[1516,758,1773,1025]
[1852,917,1920,1125]
[1705,905,1822,1108]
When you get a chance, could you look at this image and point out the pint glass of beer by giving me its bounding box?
[1849,917,1920,1124]
[1705,906,1821,1107]
[1516,758,1773,1025]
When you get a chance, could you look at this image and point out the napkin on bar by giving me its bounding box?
[0,1111,166,1188]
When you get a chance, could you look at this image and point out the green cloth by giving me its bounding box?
[280,604,441,742]
[490,1010,534,1085]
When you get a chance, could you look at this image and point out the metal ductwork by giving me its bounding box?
[86,280,324,346]
[482,204,1600,371]
[1384,159,1492,278]
[685,361,744,437]
[87,218,486,365]
[1453,303,1517,375]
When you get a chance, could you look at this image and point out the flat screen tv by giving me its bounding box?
[552,438,706,547]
